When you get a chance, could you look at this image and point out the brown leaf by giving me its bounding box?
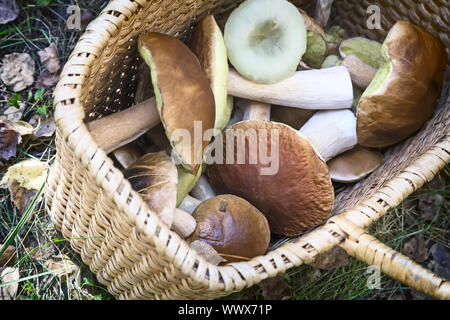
[29,114,56,139]
[0,0,19,24]
[35,69,59,88]
[0,245,16,267]
[8,181,38,216]
[0,119,21,161]
[0,267,19,300]
[44,254,79,280]
[189,240,227,266]
[37,43,60,74]
[418,194,443,222]
[402,235,428,263]
[258,275,291,300]
[1,102,26,121]
[0,53,35,92]
[309,246,349,270]
[427,243,450,280]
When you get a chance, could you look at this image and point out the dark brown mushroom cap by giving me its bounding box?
[138,32,216,175]
[188,194,270,262]
[207,120,334,236]
[357,21,447,148]
[125,152,177,228]
[328,146,383,183]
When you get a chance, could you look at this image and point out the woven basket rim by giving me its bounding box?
[51,0,450,296]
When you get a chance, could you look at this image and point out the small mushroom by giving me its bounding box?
[187,194,271,262]
[328,146,383,183]
[125,152,196,238]
[356,21,447,148]
[227,66,353,110]
[207,121,334,236]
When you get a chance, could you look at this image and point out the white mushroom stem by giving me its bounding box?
[190,175,216,201]
[113,143,143,169]
[342,54,377,90]
[87,97,159,154]
[299,109,357,162]
[237,99,271,122]
[172,208,197,238]
[228,67,353,110]
[178,194,202,215]
[314,0,334,28]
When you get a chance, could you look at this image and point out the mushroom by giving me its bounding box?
[138,32,216,175]
[227,66,353,110]
[191,15,233,132]
[178,194,202,215]
[341,54,377,90]
[125,152,196,238]
[339,37,382,69]
[328,146,383,183]
[190,174,216,201]
[271,105,314,129]
[207,121,334,236]
[112,142,144,169]
[235,98,271,122]
[187,194,271,262]
[356,21,447,148]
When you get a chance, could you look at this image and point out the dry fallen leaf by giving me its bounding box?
[309,246,349,270]
[0,119,21,161]
[45,254,79,279]
[0,159,48,215]
[8,120,34,136]
[0,0,19,24]
[1,102,26,122]
[418,194,443,222]
[189,240,227,266]
[29,114,56,139]
[0,267,19,300]
[258,275,291,300]
[0,53,35,92]
[37,43,60,74]
[402,235,428,263]
[0,245,16,267]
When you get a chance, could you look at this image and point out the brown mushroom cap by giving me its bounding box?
[328,146,383,183]
[138,32,216,175]
[207,120,334,236]
[125,152,177,228]
[188,194,270,262]
[356,21,447,148]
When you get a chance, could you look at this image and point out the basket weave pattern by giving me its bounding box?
[47,0,450,299]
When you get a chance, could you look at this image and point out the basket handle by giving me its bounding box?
[334,216,450,300]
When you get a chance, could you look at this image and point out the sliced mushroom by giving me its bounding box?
[187,194,271,262]
[227,66,353,110]
[328,146,383,183]
[357,21,447,148]
[207,121,334,236]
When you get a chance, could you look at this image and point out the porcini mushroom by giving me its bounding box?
[339,37,382,69]
[191,15,233,132]
[356,21,447,148]
[227,66,353,110]
[341,54,377,90]
[328,146,383,183]
[187,194,271,262]
[138,32,216,175]
[207,121,334,236]
[224,0,307,84]
[125,152,196,238]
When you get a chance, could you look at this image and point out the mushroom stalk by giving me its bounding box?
[190,175,216,201]
[342,54,377,90]
[87,97,159,154]
[113,142,143,169]
[227,67,353,110]
[172,208,196,238]
[237,99,271,122]
[299,109,357,162]
[178,194,202,215]
[314,0,334,28]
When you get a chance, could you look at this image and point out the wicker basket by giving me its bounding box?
[47,0,450,300]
